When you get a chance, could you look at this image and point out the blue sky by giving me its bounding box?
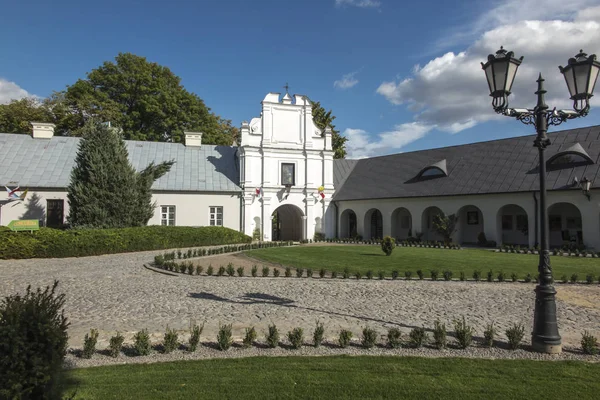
[1,0,599,158]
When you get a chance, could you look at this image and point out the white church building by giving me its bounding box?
[1,91,599,250]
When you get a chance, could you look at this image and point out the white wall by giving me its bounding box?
[1,189,241,230]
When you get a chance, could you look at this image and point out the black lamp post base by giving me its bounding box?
[532,284,562,354]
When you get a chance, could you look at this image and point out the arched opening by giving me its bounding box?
[421,206,444,242]
[457,205,484,245]
[364,208,383,240]
[272,204,304,241]
[548,202,583,249]
[391,207,412,240]
[340,209,357,238]
[496,204,529,247]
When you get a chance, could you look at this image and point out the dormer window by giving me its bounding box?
[420,168,446,178]
[547,143,594,170]
[415,159,448,180]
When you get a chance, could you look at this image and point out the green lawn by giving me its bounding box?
[247,245,600,279]
[59,356,600,399]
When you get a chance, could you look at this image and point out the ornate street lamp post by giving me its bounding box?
[481,47,600,354]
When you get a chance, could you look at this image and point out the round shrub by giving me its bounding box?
[380,236,395,256]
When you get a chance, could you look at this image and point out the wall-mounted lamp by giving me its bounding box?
[580,177,592,200]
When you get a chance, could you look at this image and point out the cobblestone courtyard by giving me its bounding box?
[1,250,599,349]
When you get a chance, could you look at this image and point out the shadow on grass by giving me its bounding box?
[56,369,83,400]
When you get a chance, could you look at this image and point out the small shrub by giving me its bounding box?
[288,327,304,349]
[187,262,194,275]
[417,270,424,280]
[404,271,412,280]
[366,270,374,280]
[473,270,481,281]
[243,327,257,348]
[226,263,235,277]
[319,268,326,278]
[524,273,532,283]
[189,322,203,352]
[430,270,439,281]
[262,266,270,277]
[313,321,325,347]
[354,271,362,280]
[392,270,399,280]
[108,332,125,358]
[505,323,525,350]
[381,236,395,256]
[433,320,447,349]
[459,271,466,281]
[497,271,505,282]
[163,326,179,354]
[378,271,385,280]
[387,328,402,349]
[237,267,245,277]
[307,268,313,278]
[217,324,233,351]
[217,266,226,276]
[196,265,204,275]
[581,331,599,355]
[331,271,337,279]
[361,327,378,349]
[273,269,281,277]
[570,273,578,283]
[339,329,353,348]
[266,324,280,348]
[443,270,453,281]
[454,317,474,349]
[511,273,518,282]
[561,274,568,284]
[409,327,427,348]
[134,329,151,356]
[586,274,594,284]
[82,328,99,359]
[483,322,496,348]
[487,270,494,282]
[343,267,351,279]
[296,268,304,278]
[285,267,292,277]
[207,265,214,276]
[251,265,258,277]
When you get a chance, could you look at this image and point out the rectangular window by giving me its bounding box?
[46,199,64,228]
[161,206,175,226]
[281,163,295,186]
[549,215,562,231]
[502,215,513,230]
[210,206,223,226]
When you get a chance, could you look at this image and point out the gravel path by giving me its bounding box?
[2,249,599,358]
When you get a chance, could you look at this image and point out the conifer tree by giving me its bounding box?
[67,121,173,228]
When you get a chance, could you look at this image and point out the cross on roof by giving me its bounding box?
[283,82,290,93]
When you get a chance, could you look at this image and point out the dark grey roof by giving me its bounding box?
[333,159,359,188]
[0,134,240,192]
[333,125,600,201]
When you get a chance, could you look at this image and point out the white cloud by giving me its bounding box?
[334,70,360,89]
[345,122,433,159]
[0,78,30,104]
[376,5,600,135]
[335,0,381,9]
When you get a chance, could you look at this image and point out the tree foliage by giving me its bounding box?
[67,120,174,228]
[311,100,347,159]
[432,212,458,245]
[0,53,238,145]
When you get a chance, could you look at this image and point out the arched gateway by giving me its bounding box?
[272,204,304,241]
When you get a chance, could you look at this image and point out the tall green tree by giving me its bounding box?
[432,212,458,245]
[311,100,347,159]
[67,120,174,228]
[0,97,55,134]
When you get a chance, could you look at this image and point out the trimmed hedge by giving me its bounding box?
[0,226,252,259]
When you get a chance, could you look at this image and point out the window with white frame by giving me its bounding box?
[161,206,176,226]
[210,206,223,226]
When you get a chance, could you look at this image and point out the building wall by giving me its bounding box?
[1,189,241,230]
[335,189,600,250]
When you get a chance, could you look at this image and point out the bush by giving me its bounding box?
[483,322,496,348]
[354,271,362,280]
[134,329,151,356]
[273,269,281,277]
[430,270,439,281]
[404,271,412,280]
[506,323,525,350]
[243,327,257,348]
[409,327,427,348]
[497,271,505,282]
[586,274,594,284]
[339,329,353,348]
[108,332,125,357]
[319,268,326,278]
[378,271,385,280]
[459,271,466,281]
[163,326,179,354]
[581,331,598,355]
[0,226,252,259]
[433,320,447,349]
[266,324,280,348]
[417,270,424,280]
[307,268,313,278]
[82,328,99,359]
[288,327,304,349]
[570,273,578,283]
[251,265,258,277]
[487,270,494,282]
[381,236,395,256]
[387,328,402,348]
[443,270,453,281]
[366,270,374,280]
[392,270,399,280]
[207,265,214,276]
[226,263,235,277]
[473,270,481,281]
[285,267,292,278]
[313,321,325,347]
[454,317,474,349]
[217,266,226,276]
[217,324,233,351]
[331,271,337,279]
[196,265,204,275]
[524,273,532,283]
[237,267,245,277]
[361,327,378,349]
[0,282,69,399]
[262,266,270,277]
[189,322,203,352]
[511,273,518,282]
[561,274,568,284]
[296,268,304,278]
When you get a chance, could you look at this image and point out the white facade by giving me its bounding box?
[238,92,335,241]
